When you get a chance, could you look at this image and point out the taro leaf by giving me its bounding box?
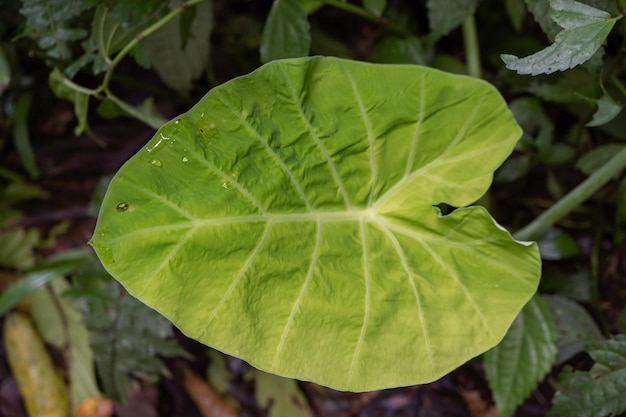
[484,294,557,417]
[502,0,618,75]
[550,335,626,417]
[91,57,540,391]
[427,0,477,40]
[260,0,310,63]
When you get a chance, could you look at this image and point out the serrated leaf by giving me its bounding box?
[525,0,561,40]
[19,0,92,60]
[260,0,310,63]
[144,0,213,95]
[427,0,477,40]
[69,255,188,403]
[587,93,622,127]
[363,0,386,16]
[484,295,557,417]
[550,335,626,417]
[32,280,101,410]
[543,295,603,365]
[502,0,617,75]
[91,57,540,391]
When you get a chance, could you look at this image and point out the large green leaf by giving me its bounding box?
[91,57,540,391]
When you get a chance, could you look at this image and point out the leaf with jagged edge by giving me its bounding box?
[502,0,619,75]
[550,335,626,417]
[484,295,556,417]
[91,57,540,391]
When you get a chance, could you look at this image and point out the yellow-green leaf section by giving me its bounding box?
[91,57,540,391]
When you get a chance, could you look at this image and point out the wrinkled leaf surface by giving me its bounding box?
[91,57,540,391]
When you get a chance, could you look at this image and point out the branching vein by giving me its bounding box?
[279,66,353,210]
[217,97,314,211]
[200,221,274,334]
[272,219,322,365]
[348,219,371,384]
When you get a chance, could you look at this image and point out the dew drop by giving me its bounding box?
[147,133,170,153]
[116,202,129,212]
[221,180,230,189]
[150,158,163,167]
[182,156,189,163]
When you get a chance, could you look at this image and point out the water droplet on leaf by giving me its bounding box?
[182,156,189,163]
[150,159,162,167]
[116,202,129,212]
[147,133,170,153]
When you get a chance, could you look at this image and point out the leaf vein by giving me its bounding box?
[272,219,322,366]
[278,66,353,209]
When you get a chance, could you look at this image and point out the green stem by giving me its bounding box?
[320,0,412,37]
[101,0,209,90]
[515,146,626,241]
[462,14,481,78]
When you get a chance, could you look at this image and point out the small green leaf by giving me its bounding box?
[502,0,618,75]
[13,93,39,179]
[93,4,127,62]
[0,45,10,97]
[206,349,231,396]
[0,249,92,316]
[0,228,39,270]
[484,295,557,417]
[550,335,626,417]
[250,369,313,417]
[577,144,626,175]
[427,0,477,40]
[143,0,213,95]
[506,0,527,31]
[260,0,311,63]
[586,93,622,127]
[368,36,427,65]
[544,295,603,365]
[363,0,386,16]
[105,95,167,129]
[537,228,580,261]
[91,57,540,391]
[298,0,323,14]
[19,0,92,59]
